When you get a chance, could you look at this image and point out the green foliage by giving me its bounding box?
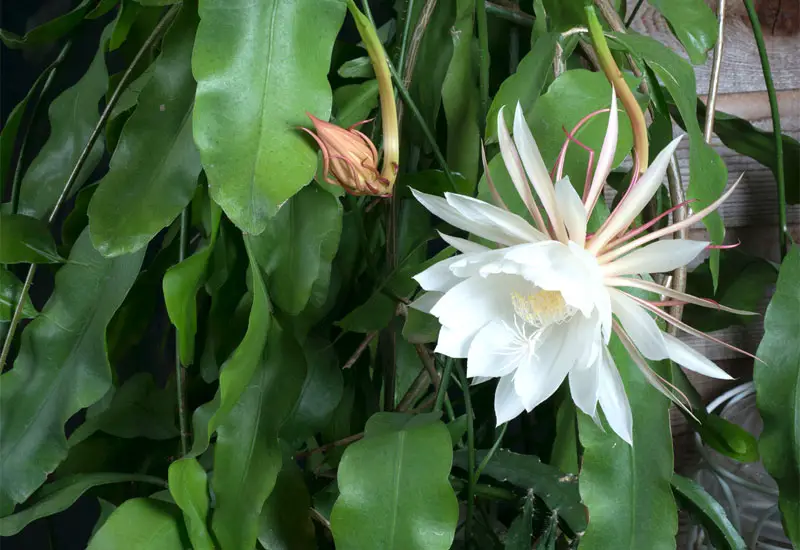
[0,213,61,263]
[0,268,37,320]
[646,0,717,64]
[87,498,189,549]
[672,474,746,550]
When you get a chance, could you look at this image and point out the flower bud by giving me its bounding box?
[302,114,392,196]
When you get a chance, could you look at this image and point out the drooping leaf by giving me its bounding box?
[257,460,316,550]
[248,184,343,315]
[646,0,717,65]
[441,0,480,185]
[333,80,380,128]
[696,413,760,463]
[87,498,189,549]
[754,245,800,543]
[611,31,726,285]
[163,201,222,365]
[577,337,677,548]
[0,0,92,48]
[167,459,214,550]
[539,0,584,31]
[0,473,167,537]
[18,26,110,219]
[0,267,37,321]
[504,492,534,550]
[0,213,61,264]
[0,230,144,514]
[485,32,558,144]
[331,412,458,550]
[211,323,307,550]
[192,0,346,233]
[88,3,201,257]
[671,474,746,550]
[338,56,374,79]
[453,449,585,535]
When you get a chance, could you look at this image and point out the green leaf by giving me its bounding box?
[646,0,717,64]
[86,0,120,19]
[577,337,677,548]
[453,449,585,535]
[441,0,480,185]
[281,337,344,443]
[611,31,726,285]
[0,267,37,321]
[168,459,214,550]
[257,460,316,550]
[61,183,98,251]
[485,32,558,143]
[338,56,374,79]
[193,0,346,233]
[0,0,91,48]
[87,498,189,549]
[331,412,458,550]
[0,473,166,537]
[248,184,343,315]
[504,493,534,550]
[0,213,61,264]
[696,413,760,463]
[333,80,380,128]
[88,3,201,257]
[211,323,307,550]
[17,26,110,219]
[337,292,395,333]
[754,245,800,543]
[163,202,222,365]
[0,230,144,514]
[539,0,584,31]
[402,307,439,344]
[671,474,746,550]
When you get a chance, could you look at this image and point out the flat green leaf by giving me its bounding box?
[402,307,439,344]
[248,184,343,315]
[504,493,534,550]
[454,449,585,535]
[485,32,558,143]
[331,412,458,550]
[0,473,166,536]
[87,498,189,549]
[163,202,222,365]
[281,337,344,443]
[61,183,98,250]
[0,267,37,320]
[109,65,156,121]
[577,337,677,549]
[338,56,374,79]
[0,230,144,514]
[611,32,726,285]
[0,213,61,263]
[86,0,120,19]
[754,245,800,543]
[18,26,109,219]
[540,0,584,31]
[0,0,91,48]
[135,0,181,5]
[258,460,316,550]
[647,0,717,65]
[192,0,346,233]
[211,324,307,550]
[168,459,214,550]
[91,498,116,537]
[332,80,379,128]
[337,292,395,333]
[441,0,480,185]
[671,474,745,550]
[88,4,200,257]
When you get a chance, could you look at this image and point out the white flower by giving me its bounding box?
[411,93,755,444]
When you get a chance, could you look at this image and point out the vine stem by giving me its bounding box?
[474,422,507,479]
[742,0,787,258]
[176,208,190,456]
[434,358,455,412]
[476,0,490,124]
[485,2,534,27]
[0,5,180,370]
[455,362,475,547]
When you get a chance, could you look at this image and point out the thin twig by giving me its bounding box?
[455,362,475,546]
[415,344,440,392]
[342,330,378,369]
[407,392,436,413]
[742,0,787,258]
[396,0,417,73]
[310,508,332,531]
[434,358,455,412]
[485,2,534,27]
[176,208,190,456]
[474,423,508,479]
[0,6,180,370]
[624,0,646,27]
[396,366,433,411]
[294,433,364,459]
[397,0,438,132]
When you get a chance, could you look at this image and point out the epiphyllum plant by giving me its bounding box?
[411,93,755,444]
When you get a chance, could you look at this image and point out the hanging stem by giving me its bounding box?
[396,0,417,72]
[742,0,787,258]
[434,357,455,412]
[476,0,490,124]
[455,362,475,546]
[175,208,190,456]
[624,0,646,27]
[485,2,534,27]
[0,5,180,370]
[474,423,508,479]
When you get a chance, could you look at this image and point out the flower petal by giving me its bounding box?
[609,288,668,360]
[602,239,709,277]
[495,374,526,425]
[585,88,618,213]
[438,231,489,254]
[409,291,442,314]
[555,177,587,247]
[569,354,601,417]
[597,348,633,445]
[467,320,522,379]
[414,255,463,292]
[435,325,476,358]
[663,332,733,379]
[512,103,567,242]
[445,192,546,244]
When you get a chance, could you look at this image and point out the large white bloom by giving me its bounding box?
[412,94,755,444]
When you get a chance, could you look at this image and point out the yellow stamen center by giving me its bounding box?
[511,290,576,328]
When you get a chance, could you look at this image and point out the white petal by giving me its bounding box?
[597,348,633,445]
[495,374,526,425]
[555,177,587,247]
[409,292,442,314]
[430,274,524,335]
[411,187,477,233]
[467,320,521,378]
[569,355,601,417]
[435,325,476,358]
[471,376,492,386]
[512,103,567,242]
[609,288,668,361]
[445,192,545,244]
[585,89,619,213]
[603,239,708,277]
[414,255,463,292]
[438,231,489,254]
[663,332,733,380]
[589,136,683,252]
